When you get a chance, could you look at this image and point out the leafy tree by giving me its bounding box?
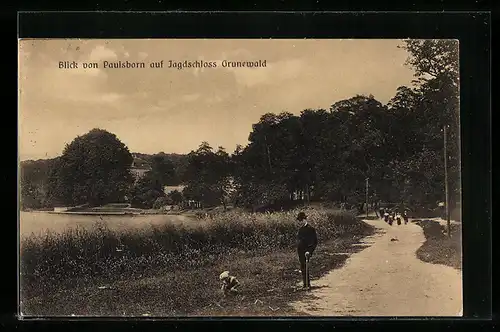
[153,196,172,209]
[167,190,183,205]
[400,39,460,206]
[182,142,231,208]
[20,182,42,210]
[19,159,57,209]
[297,109,330,201]
[150,154,177,186]
[233,113,300,208]
[46,129,134,207]
[212,147,233,210]
[129,172,166,209]
[400,40,459,87]
[327,95,389,203]
[131,152,187,185]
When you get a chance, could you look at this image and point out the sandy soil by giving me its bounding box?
[290,218,463,316]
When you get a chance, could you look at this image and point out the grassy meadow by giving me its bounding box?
[20,207,375,316]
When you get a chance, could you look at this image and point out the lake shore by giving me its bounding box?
[19,208,369,317]
[24,208,184,216]
[19,211,196,238]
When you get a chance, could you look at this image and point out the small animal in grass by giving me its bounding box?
[219,271,240,297]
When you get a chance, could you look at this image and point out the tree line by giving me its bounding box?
[19,40,460,212]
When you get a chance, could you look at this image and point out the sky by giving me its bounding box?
[18,39,416,161]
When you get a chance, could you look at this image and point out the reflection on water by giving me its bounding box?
[19,211,196,238]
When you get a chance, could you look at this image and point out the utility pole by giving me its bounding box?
[365,177,369,218]
[444,126,451,238]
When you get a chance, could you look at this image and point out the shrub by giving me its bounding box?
[153,196,171,209]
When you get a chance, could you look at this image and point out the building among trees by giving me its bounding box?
[130,157,152,182]
[163,185,185,195]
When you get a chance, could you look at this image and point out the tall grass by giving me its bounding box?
[21,208,361,296]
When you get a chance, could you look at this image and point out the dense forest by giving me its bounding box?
[19,40,460,212]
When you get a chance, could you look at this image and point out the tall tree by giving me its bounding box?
[19,158,56,209]
[129,172,166,209]
[400,39,460,206]
[182,142,232,208]
[325,95,388,203]
[212,147,233,210]
[235,112,299,206]
[46,129,134,207]
[150,154,177,186]
[167,190,183,205]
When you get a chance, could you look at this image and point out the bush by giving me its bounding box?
[20,208,361,296]
[129,174,165,209]
[153,197,171,209]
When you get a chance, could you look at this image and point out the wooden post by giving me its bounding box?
[444,126,451,237]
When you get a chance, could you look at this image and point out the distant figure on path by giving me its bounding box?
[388,211,394,225]
[296,212,318,290]
[384,211,389,223]
[396,213,402,225]
[403,210,409,224]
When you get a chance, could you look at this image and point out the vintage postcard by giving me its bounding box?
[18,39,462,317]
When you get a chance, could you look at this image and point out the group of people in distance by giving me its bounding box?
[380,207,409,226]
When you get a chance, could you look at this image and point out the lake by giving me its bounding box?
[19,211,197,239]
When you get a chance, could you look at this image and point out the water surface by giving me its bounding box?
[20,211,196,238]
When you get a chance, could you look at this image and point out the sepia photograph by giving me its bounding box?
[18,38,462,317]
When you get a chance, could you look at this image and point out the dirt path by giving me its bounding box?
[290,218,463,316]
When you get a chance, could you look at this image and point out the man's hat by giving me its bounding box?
[219,271,230,280]
[297,212,307,221]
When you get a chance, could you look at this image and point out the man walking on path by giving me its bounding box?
[297,212,318,290]
[290,217,463,316]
